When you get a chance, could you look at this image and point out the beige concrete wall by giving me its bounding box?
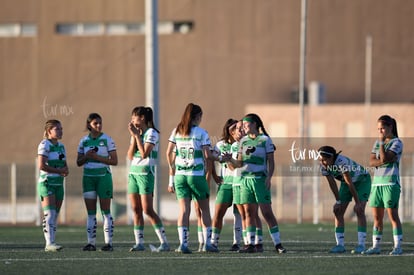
[246,103,414,138]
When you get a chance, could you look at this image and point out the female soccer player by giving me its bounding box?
[318,146,371,254]
[228,113,286,254]
[227,120,265,252]
[210,118,243,251]
[77,113,118,252]
[166,103,224,253]
[127,106,169,252]
[37,119,68,252]
[363,115,403,255]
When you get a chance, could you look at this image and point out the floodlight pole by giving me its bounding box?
[145,0,160,214]
[298,0,308,224]
[145,0,159,121]
[364,35,372,137]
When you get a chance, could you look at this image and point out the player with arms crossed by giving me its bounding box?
[37,119,69,252]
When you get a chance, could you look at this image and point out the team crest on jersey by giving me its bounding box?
[245,146,256,155]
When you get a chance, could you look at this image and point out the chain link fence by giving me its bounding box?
[1,158,413,225]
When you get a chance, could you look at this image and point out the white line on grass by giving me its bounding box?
[2,253,414,262]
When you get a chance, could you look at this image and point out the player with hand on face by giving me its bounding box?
[363,115,404,255]
[127,106,170,252]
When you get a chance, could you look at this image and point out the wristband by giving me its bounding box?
[168,175,174,187]
[336,200,341,205]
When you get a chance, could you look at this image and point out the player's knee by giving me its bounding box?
[83,191,97,199]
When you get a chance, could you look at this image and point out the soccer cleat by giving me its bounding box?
[275,243,287,254]
[389,247,403,255]
[82,243,96,251]
[255,244,264,253]
[100,244,113,252]
[156,243,170,252]
[362,247,381,255]
[351,245,365,254]
[129,243,145,252]
[175,244,192,254]
[202,244,219,253]
[198,243,204,252]
[329,245,346,253]
[238,244,256,253]
[229,244,240,252]
[53,243,63,250]
[45,243,63,252]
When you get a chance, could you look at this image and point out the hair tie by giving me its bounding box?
[319,150,334,157]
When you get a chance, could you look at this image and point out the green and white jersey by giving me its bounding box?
[169,126,211,176]
[320,154,369,182]
[231,141,243,186]
[238,134,275,177]
[77,133,116,176]
[37,139,66,185]
[214,140,233,185]
[371,137,403,186]
[129,128,159,176]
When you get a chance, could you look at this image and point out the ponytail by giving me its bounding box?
[131,106,159,133]
[145,107,159,133]
[176,103,202,136]
[243,113,270,136]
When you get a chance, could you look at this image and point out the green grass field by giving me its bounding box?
[1,222,414,274]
